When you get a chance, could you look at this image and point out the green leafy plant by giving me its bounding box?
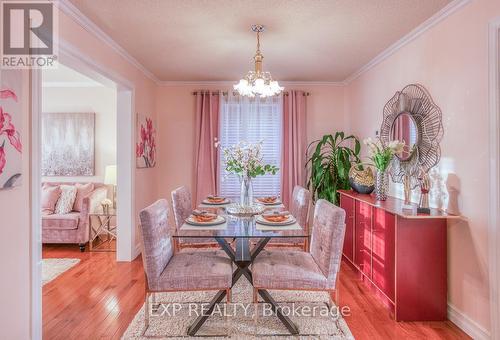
[306,132,361,205]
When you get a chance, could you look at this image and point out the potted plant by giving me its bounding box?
[306,132,361,205]
[363,137,405,200]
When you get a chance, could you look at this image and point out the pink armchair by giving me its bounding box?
[271,185,311,250]
[138,199,232,335]
[252,199,346,304]
[42,182,108,251]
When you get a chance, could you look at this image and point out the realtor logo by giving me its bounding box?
[1,0,58,68]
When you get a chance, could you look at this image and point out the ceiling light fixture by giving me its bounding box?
[234,24,284,98]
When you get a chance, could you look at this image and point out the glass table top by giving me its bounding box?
[172,213,308,239]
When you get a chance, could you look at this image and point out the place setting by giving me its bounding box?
[255,210,301,231]
[254,195,285,208]
[198,194,231,208]
[181,209,227,230]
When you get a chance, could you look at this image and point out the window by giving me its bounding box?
[219,94,282,197]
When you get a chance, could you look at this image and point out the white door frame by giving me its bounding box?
[488,18,500,340]
[31,38,136,338]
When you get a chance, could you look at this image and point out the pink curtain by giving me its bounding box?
[194,91,220,204]
[393,114,411,158]
[281,91,307,207]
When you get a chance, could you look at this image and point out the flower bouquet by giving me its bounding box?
[363,137,405,200]
[220,141,279,206]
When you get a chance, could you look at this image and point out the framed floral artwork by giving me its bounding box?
[136,114,156,168]
[0,70,23,189]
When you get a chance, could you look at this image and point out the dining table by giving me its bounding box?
[172,202,307,336]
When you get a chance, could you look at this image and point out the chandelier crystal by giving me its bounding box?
[234,25,284,98]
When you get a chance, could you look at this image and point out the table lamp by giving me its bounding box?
[104,165,117,208]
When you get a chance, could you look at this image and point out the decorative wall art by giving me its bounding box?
[41,112,95,176]
[136,114,156,168]
[0,70,23,189]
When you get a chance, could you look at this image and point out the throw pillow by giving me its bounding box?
[73,183,95,212]
[55,185,77,215]
[41,185,61,215]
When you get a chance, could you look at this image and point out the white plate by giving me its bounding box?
[255,198,282,206]
[255,215,296,226]
[185,215,226,226]
[201,198,230,205]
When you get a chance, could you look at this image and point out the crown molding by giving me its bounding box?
[343,0,472,84]
[42,81,105,88]
[56,0,160,84]
[158,80,346,87]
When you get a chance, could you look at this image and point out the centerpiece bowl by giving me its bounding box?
[226,203,265,217]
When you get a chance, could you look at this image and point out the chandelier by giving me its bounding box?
[234,24,284,98]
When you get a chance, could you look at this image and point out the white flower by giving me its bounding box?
[101,198,112,206]
[388,139,405,154]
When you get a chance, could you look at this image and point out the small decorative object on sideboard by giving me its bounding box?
[417,169,431,214]
[101,198,112,215]
[402,174,413,210]
[363,137,404,201]
[348,163,375,194]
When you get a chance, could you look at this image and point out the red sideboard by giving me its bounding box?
[338,190,458,321]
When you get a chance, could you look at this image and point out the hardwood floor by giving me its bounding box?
[43,244,470,339]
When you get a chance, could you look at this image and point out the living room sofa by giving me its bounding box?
[42,182,108,251]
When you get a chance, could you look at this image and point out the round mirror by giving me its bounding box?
[390,112,418,160]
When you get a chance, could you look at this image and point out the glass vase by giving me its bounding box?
[375,170,389,201]
[240,176,254,207]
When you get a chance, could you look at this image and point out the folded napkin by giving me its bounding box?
[262,210,290,218]
[207,194,224,200]
[192,209,217,217]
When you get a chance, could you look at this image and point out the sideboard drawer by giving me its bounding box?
[355,201,372,278]
[372,208,395,302]
[340,195,355,263]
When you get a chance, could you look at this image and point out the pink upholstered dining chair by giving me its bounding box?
[252,199,346,305]
[171,185,214,249]
[138,199,233,334]
[271,185,311,250]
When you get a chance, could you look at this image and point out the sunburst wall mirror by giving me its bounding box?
[379,84,444,189]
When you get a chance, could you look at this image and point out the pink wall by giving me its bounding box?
[346,0,500,333]
[0,8,158,338]
[57,10,159,242]
[155,84,347,204]
[0,71,31,339]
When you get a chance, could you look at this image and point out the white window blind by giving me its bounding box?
[219,94,282,197]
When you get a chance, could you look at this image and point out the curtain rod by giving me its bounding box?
[192,91,310,96]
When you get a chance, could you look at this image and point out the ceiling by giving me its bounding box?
[69,0,451,82]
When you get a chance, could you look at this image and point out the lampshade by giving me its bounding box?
[104,165,117,185]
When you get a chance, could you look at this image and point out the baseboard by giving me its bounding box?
[133,243,142,259]
[448,303,490,340]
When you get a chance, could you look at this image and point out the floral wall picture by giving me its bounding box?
[136,114,156,168]
[41,113,95,176]
[0,70,23,189]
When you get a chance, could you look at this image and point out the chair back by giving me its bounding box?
[309,199,346,286]
[290,185,311,228]
[171,186,192,230]
[139,199,174,287]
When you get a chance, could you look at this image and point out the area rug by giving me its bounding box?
[42,258,80,285]
[122,278,354,339]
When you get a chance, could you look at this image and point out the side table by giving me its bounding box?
[89,209,117,252]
